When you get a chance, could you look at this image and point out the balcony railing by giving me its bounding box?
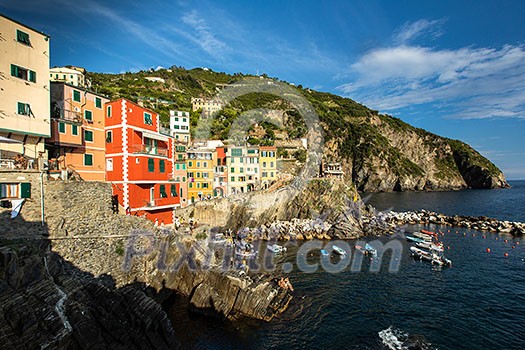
[51,109,82,123]
[131,144,169,157]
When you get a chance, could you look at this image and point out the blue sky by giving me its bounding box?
[2,0,525,179]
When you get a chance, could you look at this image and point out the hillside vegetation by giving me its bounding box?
[87,67,508,192]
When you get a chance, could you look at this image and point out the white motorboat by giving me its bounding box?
[332,245,346,256]
[267,244,287,253]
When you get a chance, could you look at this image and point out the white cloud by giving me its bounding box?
[179,10,229,58]
[393,19,445,45]
[338,44,525,119]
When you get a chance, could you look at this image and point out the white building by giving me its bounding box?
[0,14,50,164]
[169,110,190,144]
[49,66,88,87]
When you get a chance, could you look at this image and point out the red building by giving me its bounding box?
[105,98,180,224]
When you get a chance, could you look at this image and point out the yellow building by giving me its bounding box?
[0,15,50,165]
[259,146,277,189]
[191,97,224,116]
[186,145,215,203]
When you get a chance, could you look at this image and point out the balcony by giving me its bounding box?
[51,109,82,123]
[131,144,169,157]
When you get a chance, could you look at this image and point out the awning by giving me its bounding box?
[0,136,23,144]
[142,131,169,142]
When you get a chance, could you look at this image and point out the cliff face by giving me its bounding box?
[325,112,509,192]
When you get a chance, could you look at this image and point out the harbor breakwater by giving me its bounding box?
[379,209,525,236]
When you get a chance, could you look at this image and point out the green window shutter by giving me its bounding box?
[148,158,154,172]
[231,176,235,182]
[144,112,152,125]
[171,184,177,196]
[20,183,31,198]
[84,154,93,166]
[107,106,112,117]
[11,64,18,77]
[72,124,78,135]
[29,70,36,83]
[17,102,25,115]
[159,160,165,173]
[16,30,30,45]
[84,110,92,120]
[175,163,180,170]
[182,177,186,182]
[84,130,93,142]
[73,90,81,102]
[59,122,65,133]
[95,97,102,108]
[230,167,234,173]
[159,185,167,198]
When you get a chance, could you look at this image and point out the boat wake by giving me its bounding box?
[378,326,434,350]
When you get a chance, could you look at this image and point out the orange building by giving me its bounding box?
[173,141,188,207]
[105,98,180,224]
[47,82,109,180]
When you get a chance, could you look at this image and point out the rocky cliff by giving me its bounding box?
[0,174,297,349]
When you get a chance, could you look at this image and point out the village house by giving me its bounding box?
[47,82,109,181]
[0,14,50,169]
[105,98,180,224]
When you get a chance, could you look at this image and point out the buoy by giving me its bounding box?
[516,242,520,245]
[504,239,508,243]
[486,248,491,253]
[504,252,509,257]
[512,246,516,249]
[496,237,499,240]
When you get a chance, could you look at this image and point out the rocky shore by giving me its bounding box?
[379,210,525,236]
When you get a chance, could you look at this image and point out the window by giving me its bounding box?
[171,184,177,197]
[270,162,274,167]
[159,159,165,173]
[176,164,180,170]
[73,90,81,102]
[72,124,78,136]
[196,183,201,189]
[148,158,155,172]
[183,118,187,122]
[240,168,244,173]
[106,131,112,143]
[196,172,201,178]
[175,117,179,121]
[231,148,242,157]
[106,158,113,171]
[230,167,235,173]
[84,110,93,121]
[182,177,186,182]
[17,102,31,116]
[189,183,193,189]
[107,105,112,117]
[188,172,194,178]
[203,172,209,179]
[160,185,167,198]
[240,158,243,163]
[58,122,65,133]
[84,130,93,142]
[95,97,102,109]
[262,171,267,177]
[11,64,36,82]
[182,164,186,170]
[144,112,153,125]
[189,161,193,167]
[197,162,200,167]
[231,176,235,182]
[84,154,93,166]
[180,188,183,198]
[203,161,207,167]
[271,172,274,177]
[16,30,31,45]
[202,183,209,189]
[263,162,267,167]
[174,125,180,129]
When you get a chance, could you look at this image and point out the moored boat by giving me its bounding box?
[267,244,287,253]
[332,245,346,256]
[406,235,425,243]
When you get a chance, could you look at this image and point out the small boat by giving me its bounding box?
[406,235,425,243]
[413,232,434,242]
[320,249,329,257]
[210,233,227,244]
[364,243,377,256]
[267,244,287,253]
[332,245,346,256]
